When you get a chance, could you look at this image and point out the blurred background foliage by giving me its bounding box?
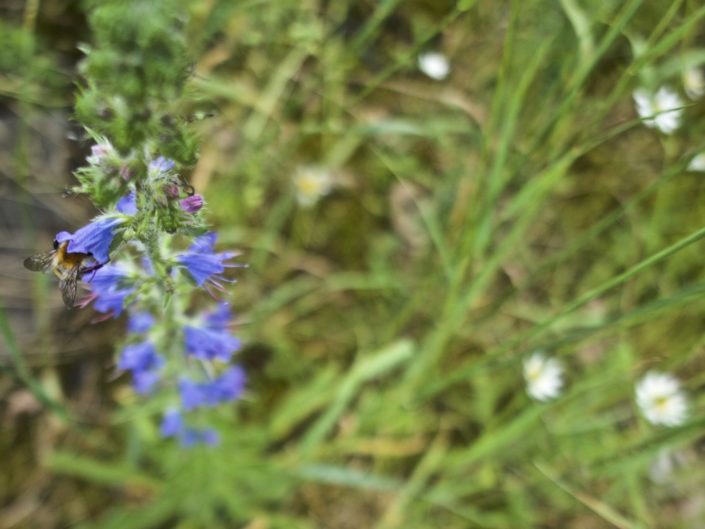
[2,0,705,527]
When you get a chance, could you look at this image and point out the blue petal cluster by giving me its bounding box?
[47,152,246,449]
[87,264,135,316]
[55,216,126,264]
[128,312,155,333]
[176,233,238,289]
[184,303,241,361]
[149,156,176,177]
[161,303,245,446]
[160,409,219,447]
[118,341,164,394]
[179,366,246,411]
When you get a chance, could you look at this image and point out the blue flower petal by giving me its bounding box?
[128,312,155,333]
[184,325,240,362]
[118,341,163,372]
[93,288,132,316]
[133,370,160,395]
[88,264,134,316]
[205,302,232,330]
[55,217,125,264]
[211,366,246,402]
[179,378,205,411]
[160,409,183,437]
[181,428,220,447]
[116,191,137,215]
[176,253,225,286]
[178,366,246,411]
[189,232,217,253]
[149,156,175,175]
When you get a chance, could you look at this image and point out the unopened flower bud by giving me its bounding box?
[119,165,133,180]
[180,194,204,213]
[164,183,180,198]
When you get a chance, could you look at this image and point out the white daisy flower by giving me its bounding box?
[683,68,705,100]
[632,86,684,134]
[635,371,688,427]
[688,153,705,172]
[523,353,564,402]
[418,52,450,81]
[293,165,333,207]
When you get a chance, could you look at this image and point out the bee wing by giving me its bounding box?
[23,252,55,272]
[59,266,81,308]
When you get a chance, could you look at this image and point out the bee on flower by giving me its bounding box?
[293,165,333,207]
[523,352,564,402]
[635,371,688,427]
[632,86,684,135]
[23,215,129,308]
[417,51,450,81]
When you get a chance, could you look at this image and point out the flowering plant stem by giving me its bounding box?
[27,0,248,446]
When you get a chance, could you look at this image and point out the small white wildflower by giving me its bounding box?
[523,353,564,402]
[635,371,688,427]
[418,52,450,81]
[293,165,333,207]
[683,68,705,100]
[688,153,705,172]
[633,86,684,134]
[649,447,688,484]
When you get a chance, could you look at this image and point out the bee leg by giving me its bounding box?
[80,259,108,281]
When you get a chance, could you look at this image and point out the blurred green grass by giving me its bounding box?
[3,0,705,528]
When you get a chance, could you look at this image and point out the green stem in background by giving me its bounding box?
[421,220,705,400]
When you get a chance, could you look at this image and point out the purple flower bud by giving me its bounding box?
[92,144,109,158]
[164,184,180,199]
[87,142,113,165]
[180,194,204,213]
[119,165,133,181]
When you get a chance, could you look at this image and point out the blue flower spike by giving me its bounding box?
[38,150,246,448]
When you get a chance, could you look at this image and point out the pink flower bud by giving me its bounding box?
[119,165,133,180]
[180,194,204,213]
[164,184,180,198]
